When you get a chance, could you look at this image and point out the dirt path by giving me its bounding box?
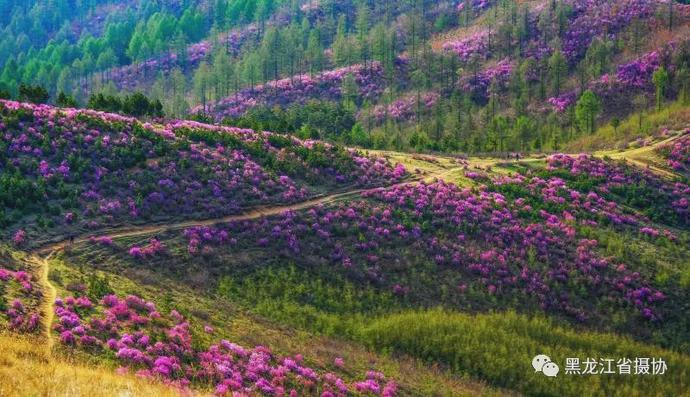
[28,166,468,347]
[24,252,57,354]
[594,134,682,178]
[25,133,685,352]
[33,181,420,255]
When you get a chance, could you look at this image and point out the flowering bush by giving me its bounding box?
[657,132,690,173]
[462,60,513,103]
[546,94,576,113]
[0,100,406,244]
[167,158,679,325]
[0,252,42,333]
[614,50,661,88]
[54,293,398,395]
[371,92,440,123]
[456,0,493,12]
[12,230,26,247]
[198,63,386,121]
[129,238,166,259]
[442,31,491,63]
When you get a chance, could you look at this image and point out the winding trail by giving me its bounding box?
[33,180,418,255]
[594,134,682,179]
[27,166,465,349]
[24,252,57,354]
[24,133,685,356]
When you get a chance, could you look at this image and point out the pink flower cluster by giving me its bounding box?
[0,265,41,333]
[614,50,661,88]
[12,230,26,246]
[199,63,385,121]
[371,92,440,123]
[657,132,690,173]
[546,94,576,113]
[456,0,493,12]
[54,293,398,395]
[1,100,405,243]
[442,31,491,63]
[129,238,166,259]
[462,60,513,102]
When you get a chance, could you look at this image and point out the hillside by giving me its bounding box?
[1,1,690,396]
[1,98,689,396]
[0,99,405,246]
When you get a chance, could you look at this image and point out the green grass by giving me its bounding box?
[358,309,690,397]
[61,235,690,396]
[48,251,501,396]
[566,102,690,152]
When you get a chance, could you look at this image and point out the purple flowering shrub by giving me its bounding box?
[0,100,406,243]
[442,31,491,63]
[169,171,675,326]
[657,132,690,174]
[462,60,513,104]
[129,238,166,259]
[54,293,398,396]
[562,0,657,63]
[0,250,41,333]
[104,25,258,93]
[456,0,493,12]
[543,154,689,227]
[370,92,440,123]
[198,63,386,121]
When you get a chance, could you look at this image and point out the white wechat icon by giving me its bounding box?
[532,354,559,377]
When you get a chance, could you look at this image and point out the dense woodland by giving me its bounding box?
[1,0,690,154]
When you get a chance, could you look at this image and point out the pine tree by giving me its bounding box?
[652,66,669,111]
[306,29,324,75]
[678,68,690,105]
[575,90,601,134]
[356,3,370,66]
[341,73,359,111]
[548,48,568,97]
[194,61,211,114]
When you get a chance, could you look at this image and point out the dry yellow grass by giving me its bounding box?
[0,333,192,397]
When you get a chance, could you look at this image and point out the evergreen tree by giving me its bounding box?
[548,48,568,97]
[652,66,669,111]
[56,91,78,107]
[18,83,49,104]
[575,90,601,134]
[513,115,534,151]
[194,61,212,113]
[306,29,324,75]
[678,68,690,105]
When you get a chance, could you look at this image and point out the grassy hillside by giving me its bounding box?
[359,310,690,397]
[565,102,690,152]
[40,131,688,395]
[0,98,688,395]
[43,251,499,396]
[0,99,406,246]
[0,333,184,397]
[1,2,689,393]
